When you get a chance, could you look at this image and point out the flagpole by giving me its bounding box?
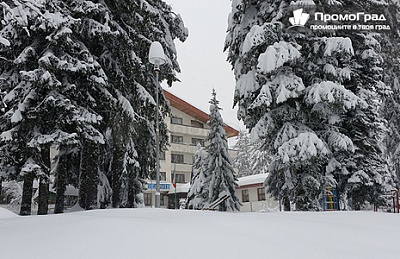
[174,162,177,209]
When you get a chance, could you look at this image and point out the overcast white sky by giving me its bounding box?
[162,0,245,132]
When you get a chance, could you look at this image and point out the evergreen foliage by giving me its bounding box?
[186,145,210,209]
[205,90,240,211]
[187,90,240,211]
[233,130,271,177]
[0,0,187,213]
[225,0,396,210]
[382,0,400,191]
[233,131,253,177]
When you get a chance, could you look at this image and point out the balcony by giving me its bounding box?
[169,124,209,138]
[171,163,193,173]
[170,142,199,154]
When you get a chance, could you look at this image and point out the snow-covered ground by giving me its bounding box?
[1,207,399,259]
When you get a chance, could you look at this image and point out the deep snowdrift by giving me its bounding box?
[0,208,399,258]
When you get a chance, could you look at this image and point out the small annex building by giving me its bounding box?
[235,174,279,212]
[166,174,279,212]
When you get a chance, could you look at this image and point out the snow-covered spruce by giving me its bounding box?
[0,0,187,214]
[186,145,210,209]
[233,130,271,177]
[187,90,240,211]
[224,0,396,210]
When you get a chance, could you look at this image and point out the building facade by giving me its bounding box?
[143,90,239,208]
[235,174,279,212]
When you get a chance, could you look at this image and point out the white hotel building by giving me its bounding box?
[144,90,239,208]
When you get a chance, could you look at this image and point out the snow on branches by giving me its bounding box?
[305,81,365,110]
[257,41,301,74]
[320,37,354,56]
[278,132,330,164]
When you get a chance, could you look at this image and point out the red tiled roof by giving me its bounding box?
[163,89,239,138]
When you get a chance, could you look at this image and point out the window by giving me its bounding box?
[160,152,166,160]
[173,173,185,183]
[257,188,266,201]
[144,193,152,206]
[191,120,204,128]
[171,135,183,144]
[160,194,165,207]
[192,138,204,146]
[242,189,249,202]
[171,154,184,164]
[160,172,166,181]
[171,116,183,125]
[151,172,166,181]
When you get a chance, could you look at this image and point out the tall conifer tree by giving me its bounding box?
[206,90,240,211]
[225,0,395,210]
[0,0,187,212]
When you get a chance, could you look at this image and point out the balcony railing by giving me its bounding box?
[169,124,209,138]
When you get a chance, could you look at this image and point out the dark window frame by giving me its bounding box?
[171,154,184,164]
[191,120,204,128]
[160,152,166,160]
[191,138,204,146]
[257,187,266,201]
[171,135,184,144]
[174,173,186,183]
[242,189,249,202]
[171,116,183,125]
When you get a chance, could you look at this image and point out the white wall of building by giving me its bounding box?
[235,174,279,212]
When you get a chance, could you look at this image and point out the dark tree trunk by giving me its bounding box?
[111,145,123,208]
[38,145,51,215]
[54,175,66,214]
[79,139,99,210]
[283,196,291,211]
[0,177,2,203]
[54,149,68,214]
[20,173,34,216]
[126,174,136,208]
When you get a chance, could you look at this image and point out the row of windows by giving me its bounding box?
[144,187,265,207]
[172,173,185,183]
[171,154,184,164]
[151,172,186,183]
[166,153,196,165]
[171,117,204,129]
[241,188,266,202]
[171,135,205,146]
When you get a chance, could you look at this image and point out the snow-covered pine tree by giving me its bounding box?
[205,89,240,211]
[382,0,400,191]
[224,0,389,210]
[336,36,390,209]
[249,138,271,175]
[226,0,330,210]
[53,144,80,213]
[233,130,271,176]
[0,0,108,214]
[0,0,187,212]
[313,0,396,210]
[186,145,210,209]
[232,130,253,177]
[74,0,188,208]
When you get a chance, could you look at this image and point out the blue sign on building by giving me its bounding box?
[147,183,171,190]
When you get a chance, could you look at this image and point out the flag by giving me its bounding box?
[172,163,176,188]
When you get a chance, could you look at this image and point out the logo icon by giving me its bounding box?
[289,8,310,27]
